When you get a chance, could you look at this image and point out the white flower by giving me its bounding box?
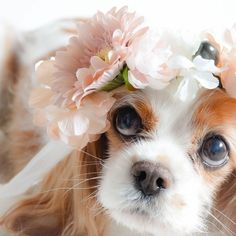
[169,54,221,101]
[126,31,176,90]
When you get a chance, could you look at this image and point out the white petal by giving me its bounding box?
[168,55,194,69]
[58,116,75,136]
[73,113,89,136]
[147,76,169,90]
[194,71,219,89]
[128,70,147,89]
[193,56,221,73]
[175,77,199,101]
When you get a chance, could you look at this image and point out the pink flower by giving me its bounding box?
[207,26,236,98]
[30,68,115,148]
[30,7,146,149]
[220,26,236,98]
[53,6,147,106]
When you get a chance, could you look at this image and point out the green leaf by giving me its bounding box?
[100,73,125,92]
[123,66,135,91]
[100,65,135,92]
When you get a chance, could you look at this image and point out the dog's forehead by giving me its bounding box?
[142,88,195,135]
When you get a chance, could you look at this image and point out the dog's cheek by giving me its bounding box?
[160,160,212,233]
[98,150,134,210]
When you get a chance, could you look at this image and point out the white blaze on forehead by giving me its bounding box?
[143,88,195,141]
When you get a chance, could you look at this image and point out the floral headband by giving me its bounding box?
[1,7,236,199]
[29,7,236,151]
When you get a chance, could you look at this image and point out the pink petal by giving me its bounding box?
[90,56,108,70]
[29,88,54,109]
[36,60,55,86]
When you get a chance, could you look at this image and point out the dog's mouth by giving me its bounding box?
[117,203,159,222]
[110,206,164,234]
[125,207,150,216]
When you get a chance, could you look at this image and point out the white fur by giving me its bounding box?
[99,89,214,236]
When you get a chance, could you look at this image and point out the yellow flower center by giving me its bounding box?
[97,48,110,63]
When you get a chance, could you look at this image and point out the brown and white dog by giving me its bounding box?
[0,20,235,236]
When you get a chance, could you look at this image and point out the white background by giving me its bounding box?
[0,0,236,31]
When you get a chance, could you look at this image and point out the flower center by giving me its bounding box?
[97,48,110,63]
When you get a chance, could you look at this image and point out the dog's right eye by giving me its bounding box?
[199,134,229,168]
[114,106,143,137]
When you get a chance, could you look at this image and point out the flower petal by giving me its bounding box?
[175,77,199,101]
[193,55,222,73]
[168,55,194,69]
[193,71,219,89]
[128,70,148,89]
[29,88,54,109]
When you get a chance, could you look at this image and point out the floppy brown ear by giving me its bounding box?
[0,24,20,182]
[214,170,236,235]
[1,138,108,236]
[196,90,236,234]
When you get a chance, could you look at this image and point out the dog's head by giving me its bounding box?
[2,88,236,236]
[98,87,236,235]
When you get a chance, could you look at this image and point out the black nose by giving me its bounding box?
[131,161,172,196]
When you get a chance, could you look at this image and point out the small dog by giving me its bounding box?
[0,19,235,236]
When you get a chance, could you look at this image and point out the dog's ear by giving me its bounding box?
[0,23,20,181]
[1,153,71,236]
[214,171,236,234]
[0,23,19,127]
[205,91,236,234]
[1,138,108,236]
[195,90,236,234]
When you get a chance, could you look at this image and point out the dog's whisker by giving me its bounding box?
[72,172,101,178]
[212,207,236,225]
[93,206,107,217]
[207,210,235,236]
[203,218,228,236]
[230,172,236,178]
[72,176,102,188]
[81,190,99,203]
[73,186,98,190]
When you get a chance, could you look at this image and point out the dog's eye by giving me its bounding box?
[199,134,229,168]
[114,106,142,137]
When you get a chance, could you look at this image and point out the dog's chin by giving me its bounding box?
[110,208,177,236]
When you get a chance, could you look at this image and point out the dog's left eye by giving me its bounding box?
[199,134,229,168]
[114,106,143,137]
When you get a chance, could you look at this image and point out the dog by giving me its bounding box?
[0,18,235,236]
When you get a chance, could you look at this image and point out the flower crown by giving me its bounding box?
[29,6,236,150]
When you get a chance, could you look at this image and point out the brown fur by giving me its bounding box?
[193,90,236,234]
[1,140,107,236]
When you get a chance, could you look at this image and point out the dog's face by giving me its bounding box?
[98,88,236,235]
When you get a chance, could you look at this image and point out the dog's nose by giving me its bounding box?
[131,161,172,196]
